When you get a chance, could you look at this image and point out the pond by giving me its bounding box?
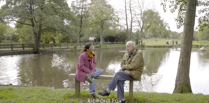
[0,48,209,95]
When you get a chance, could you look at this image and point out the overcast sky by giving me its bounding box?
[108,0,184,32]
[0,0,200,33]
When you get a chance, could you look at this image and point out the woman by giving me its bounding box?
[75,42,103,99]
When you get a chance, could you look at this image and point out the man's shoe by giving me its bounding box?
[98,90,110,96]
[119,100,125,103]
[86,74,93,83]
[91,93,96,99]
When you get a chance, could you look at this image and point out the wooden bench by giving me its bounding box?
[69,74,141,98]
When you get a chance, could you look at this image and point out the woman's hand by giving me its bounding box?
[91,70,95,73]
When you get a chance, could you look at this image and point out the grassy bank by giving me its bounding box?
[0,86,209,103]
[143,39,209,46]
[1,39,209,55]
[143,39,179,46]
[0,40,19,44]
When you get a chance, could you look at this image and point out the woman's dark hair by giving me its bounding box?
[84,42,93,49]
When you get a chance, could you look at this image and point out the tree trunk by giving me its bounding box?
[173,0,197,93]
[100,50,103,67]
[75,19,82,50]
[30,1,43,54]
[31,20,41,54]
[129,0,133,40]
[76,37,80,50]
[140,32,143,46]
[100,25,103,45]
[76,5,84,51]
[33,32,41,54]
[34,16,42,54]
[125,0,129,40]
[51,37,56,44]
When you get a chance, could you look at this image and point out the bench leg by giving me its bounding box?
[75,78,80,95]
[129,80,133,98]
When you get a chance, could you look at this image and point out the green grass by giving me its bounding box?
[1,39,209,53]
[98,44,126,48]
[0,40,19,44]
[192,40,209,46]
[142,38,209,46]
[0,44,126,54]
[142,39,181,46]
[0,86,209,103]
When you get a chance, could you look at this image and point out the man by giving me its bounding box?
[75,42,103,99]
[98,41,144,103]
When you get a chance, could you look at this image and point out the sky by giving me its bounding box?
[106,0,199,33]
[0,0,200,33]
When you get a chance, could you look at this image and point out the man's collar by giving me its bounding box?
[128,48,137,58]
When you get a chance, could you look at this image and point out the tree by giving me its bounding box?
[88,0,118,45]
[174,0,197,93]
[124,0,129,41]
[198,27,209,40]
[0,0,75,54]
[102,27,125,42]
[41,31,56,44]
[123,0,139,41]
[193,31,198,40]
[170,31,181,39]
[15,22,58,44]
[5,26,18,42]
[162,0,197,93]
[135,0,151,46]
[162,0,209,31]
[198,1,209,31]
[71,0,89,50]
[117,30,127,42]
[16,24,33,44]
[144,10,170,38]
[129,0,133,40]
[0,23,8,42]
[7,28,19,42]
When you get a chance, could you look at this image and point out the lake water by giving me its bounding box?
[0,48,209,95]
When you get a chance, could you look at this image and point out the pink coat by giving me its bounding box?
[75,51,96,83]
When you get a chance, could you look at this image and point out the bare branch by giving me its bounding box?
[16,21,32,26]
[143,23,151,34]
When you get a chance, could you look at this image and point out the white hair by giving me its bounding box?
[126,41,135,48]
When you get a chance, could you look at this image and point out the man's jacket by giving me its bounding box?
[121,48,144,80]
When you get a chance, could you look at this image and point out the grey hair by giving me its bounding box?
[126,41,135,48]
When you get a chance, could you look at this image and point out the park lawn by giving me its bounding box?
[192,40,209,46]
[0,40,20,44]
[142,38,181,46]
[1,39,209,53]
[143,38,209,46]
[0,86,209,103]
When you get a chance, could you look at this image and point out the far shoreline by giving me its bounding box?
[0,44,208,56]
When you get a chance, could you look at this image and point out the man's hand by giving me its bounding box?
[121,65,126,71]
[124,70,130,74]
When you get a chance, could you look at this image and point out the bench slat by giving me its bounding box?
[69,74,114,80]
[69,74,140,81]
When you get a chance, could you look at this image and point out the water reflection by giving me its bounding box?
[191,51,209,94]
[143,48,170,76]
[154,49,180,94]
[0,55,21,85]
[0,48,209,95]
[17,54,73,88]
[106,61,121,75]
